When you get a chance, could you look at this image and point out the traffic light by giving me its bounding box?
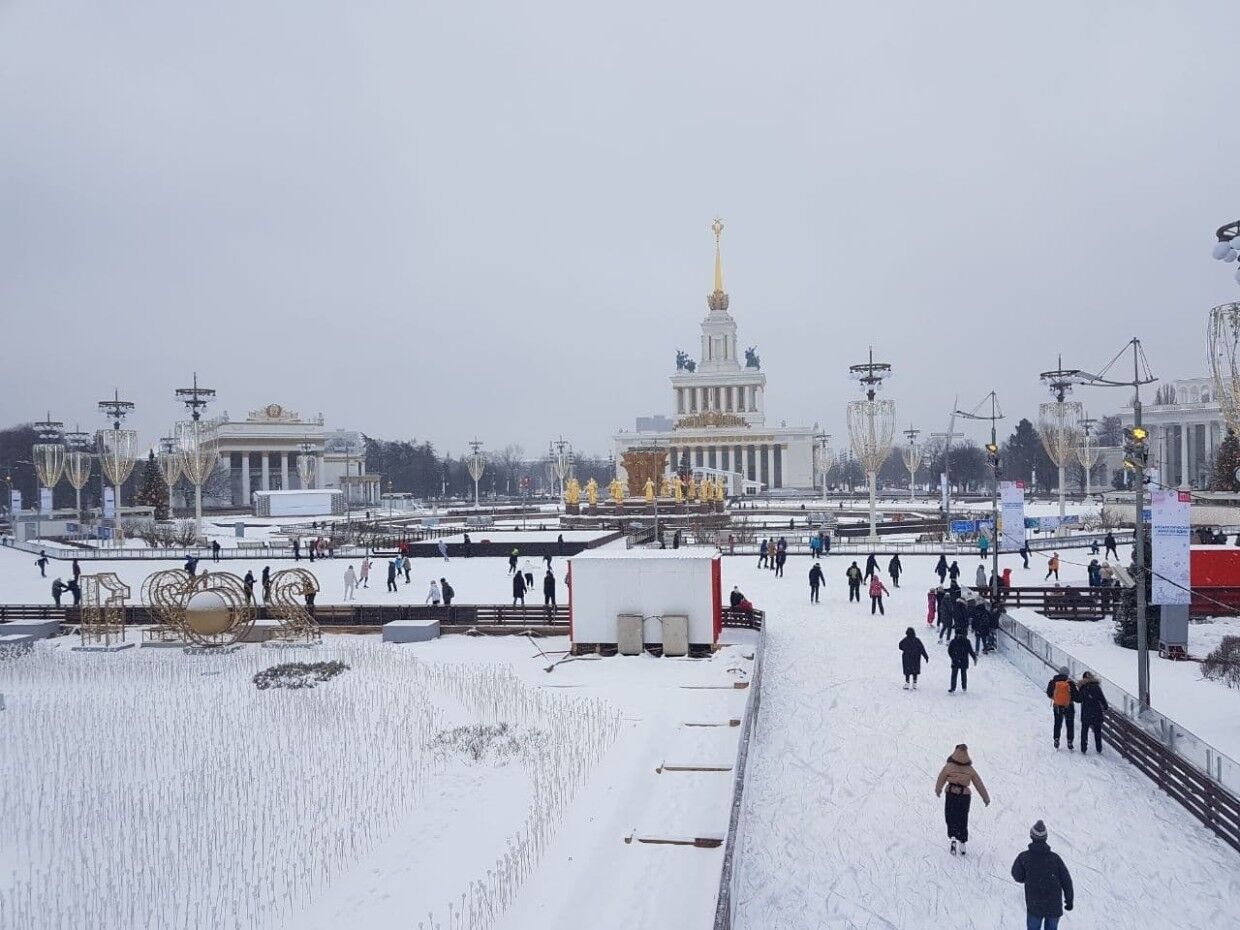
[1123,425,1149,469]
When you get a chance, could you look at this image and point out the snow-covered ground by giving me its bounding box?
[724,558,1240,929]
[0,632,753,930]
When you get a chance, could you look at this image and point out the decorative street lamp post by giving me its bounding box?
[815,432,833,501]
[955,394,1004,602]
[1076,415,1101,502]
[175,372,218,539]
[1038,356,1084,521]
[32,413,65,517]
[900,425,921,502]
[467,439,486,510]
[551,436,573,502]
[297,440,316,490]
[97,390,136,542]
[1211,220,1240,284]
[158,435,182,518]
[63,428,93,521]
[1072,339,1158,709]
[846,348,895,542]
[1208,303,1240,438]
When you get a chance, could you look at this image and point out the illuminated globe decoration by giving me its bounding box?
[846,349,895,541]
[1208,303,1240,437]
[1211,220,1240,284]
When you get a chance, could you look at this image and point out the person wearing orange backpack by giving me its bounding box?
[1045,666,1078,750]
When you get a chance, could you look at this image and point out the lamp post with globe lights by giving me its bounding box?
[97,390,137,542]
[1211,220,1240,284]
[1072,338,1158,709]
[846,348,895,542]
[297,440,317,490]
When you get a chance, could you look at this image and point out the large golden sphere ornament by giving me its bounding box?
[143,569,256,647]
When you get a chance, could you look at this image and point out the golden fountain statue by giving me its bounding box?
[564,477,581,506]
[608,476,625,504]
[644,478,655,502]
[586,477,598,507]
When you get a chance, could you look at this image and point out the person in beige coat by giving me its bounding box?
[934,743,991,855]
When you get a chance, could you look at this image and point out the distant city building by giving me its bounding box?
[210,405,379,508]
[613,222,817,491]
[1122,377,1224,488]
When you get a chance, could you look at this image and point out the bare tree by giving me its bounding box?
[495,444,524,495]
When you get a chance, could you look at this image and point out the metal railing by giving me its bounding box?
[997,610,1240,850]
[713,627,765,930]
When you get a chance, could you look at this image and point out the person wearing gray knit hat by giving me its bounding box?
[1013,820,1074,927]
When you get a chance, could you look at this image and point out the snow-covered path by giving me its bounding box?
[727,558,1240,929]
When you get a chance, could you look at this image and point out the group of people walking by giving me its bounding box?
[757,537,788,576]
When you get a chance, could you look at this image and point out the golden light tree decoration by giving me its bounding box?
[846,349,896,541]
[32,413,65,517]
[63,451,92,519]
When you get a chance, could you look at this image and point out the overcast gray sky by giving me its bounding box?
[2,2,1237,457]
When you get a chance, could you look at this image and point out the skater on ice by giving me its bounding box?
[947,631,977,692]
[899,627,929,689]
[934,553,948,585]
[1012,820,1074,928]
[934,743,990,855]
[1046,666,1078,750]
[888,553,903,587]
[845,561,863,603]
[1075,670,1108,754]
[869,571,889,615]
[808,562,825,603]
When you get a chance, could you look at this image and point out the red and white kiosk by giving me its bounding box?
[567,549,723,655]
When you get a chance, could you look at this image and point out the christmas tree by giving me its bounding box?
[134,449,169,520]
[1113,529,1162,648]
[1212,429,1240,491]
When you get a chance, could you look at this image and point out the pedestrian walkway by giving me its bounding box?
[726,563,1240,929]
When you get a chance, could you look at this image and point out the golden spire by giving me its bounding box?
[711,217,725,293]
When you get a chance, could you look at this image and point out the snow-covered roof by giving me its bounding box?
[571,548,717,562]
[251,489,342,497]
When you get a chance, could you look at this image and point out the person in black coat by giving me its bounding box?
[952,598,971,638]
[242,570,255,605]
[66,577,81,606]
[888,554,902,588]
[808,563,825,603]
[947,632,977,693]
[934,554,948,585]
[211,539,221,562]
[845,562,863,602]
[864,553,879,580]
[463,534,472,558]
[542,569,556,607]
[899,627,929,689]
[1075,670,1109,754]
[1019,541,1030,569]
[1012,820,1074,925]
[730,586,744,608]
[1104,531,1118,560]
[440,577,455,606]
[51,578,65,606]
[938,594,956,643]
[512,571,527,606]
[948,560,961,583]
[261,566,272,602]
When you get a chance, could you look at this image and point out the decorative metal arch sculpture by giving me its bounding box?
[142,569,256,648]
[265,568,321,644]
[79,573,131,647]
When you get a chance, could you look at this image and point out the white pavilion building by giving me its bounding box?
[613,221,819,492]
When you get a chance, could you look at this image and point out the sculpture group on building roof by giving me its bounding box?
[675,349,697,373]
[744,346,761,369]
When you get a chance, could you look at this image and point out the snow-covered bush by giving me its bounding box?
[1202,636,1240,689]
[252,659,349,690]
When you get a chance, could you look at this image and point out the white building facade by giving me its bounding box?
[210,405,380,508]
[1122,377,1225,488]
[613,223,818,491]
